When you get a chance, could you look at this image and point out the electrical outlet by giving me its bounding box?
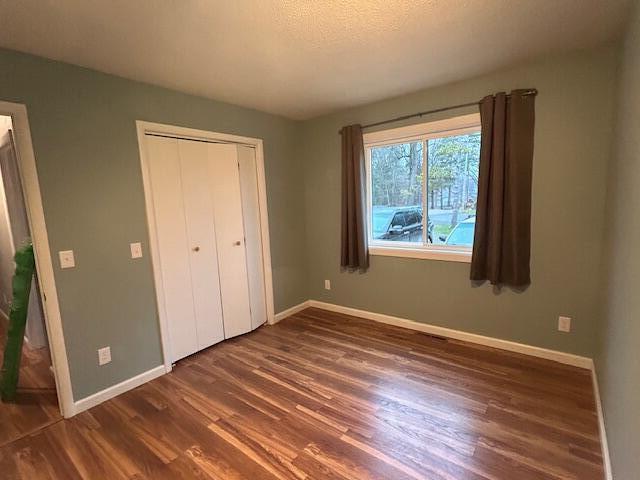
[324,279,331,290]
[59,250,75,269]
[130,242,143,259]
[98,346,111,366]
[558,316,571,333]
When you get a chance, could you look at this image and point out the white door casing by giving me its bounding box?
[142,130,269,363]
[137,121,275,372]
[0,101,74,417]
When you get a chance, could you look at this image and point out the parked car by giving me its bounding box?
[372,206,434,242]
[439,216,476,246]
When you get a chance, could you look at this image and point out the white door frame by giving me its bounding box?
[135,121,275,372]
[0,101,74,418]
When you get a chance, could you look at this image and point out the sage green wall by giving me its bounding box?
[0,42,623,406]
[0,48,307,399]
[596,2,640,477]
[299,47,617,357]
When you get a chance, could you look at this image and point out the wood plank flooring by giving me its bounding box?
[0,308,604,479]
[0,317,60,448]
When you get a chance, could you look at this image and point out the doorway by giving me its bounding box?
[0,114,60,446]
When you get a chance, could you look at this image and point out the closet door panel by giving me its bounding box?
[237,145,267,329]
[145,135,197,361]
[178,140,225,350]
[208,143,252,338]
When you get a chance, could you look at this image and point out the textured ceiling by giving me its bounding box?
[0,0,632,119]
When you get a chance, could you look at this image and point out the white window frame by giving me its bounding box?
[364,113,481,263]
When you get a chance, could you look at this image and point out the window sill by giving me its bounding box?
[369,245,472,263]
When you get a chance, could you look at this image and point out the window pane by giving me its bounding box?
[427,132,480,247]
[371,142,424,244]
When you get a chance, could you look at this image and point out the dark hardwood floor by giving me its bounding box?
[0,307,603,479]
[0,317,60,448]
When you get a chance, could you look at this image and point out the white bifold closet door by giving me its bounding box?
[207,143,252,339]
[145,135,266,362]
[238,145,267,330]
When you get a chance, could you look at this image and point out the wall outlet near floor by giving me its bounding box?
[558,316,571,333]
[130,242,143,259]
[324,279,331,290]
[98,346,112,365]
[58,250,75,269]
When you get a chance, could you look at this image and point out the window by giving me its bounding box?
[364,113,481,262]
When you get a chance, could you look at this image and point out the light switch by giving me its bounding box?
[59,250,75,269]
[130,242,143,259]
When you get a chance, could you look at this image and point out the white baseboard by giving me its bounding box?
[591,363,613,480]
[69,365,167,417]
[272,300,311,324]
[301,300,593,369]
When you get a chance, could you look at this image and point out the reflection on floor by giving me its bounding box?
[0,307,604,479]
[0,316,60,447]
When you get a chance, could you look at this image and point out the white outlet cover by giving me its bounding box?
[58,250,75,269]
[558,316,571,333]
[324,279,331,290]
[130,242,143,259]
[98,346,111,366]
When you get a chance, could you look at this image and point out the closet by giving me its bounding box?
[144,134,267,362]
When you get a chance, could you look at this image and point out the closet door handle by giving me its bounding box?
[192,246,200,252]
[233,240,242,246]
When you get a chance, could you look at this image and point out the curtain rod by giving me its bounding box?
[340,89,538,134]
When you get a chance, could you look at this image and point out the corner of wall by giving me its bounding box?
[293,119,315,304]
[590,1,640,477]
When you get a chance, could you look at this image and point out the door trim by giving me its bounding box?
[135,121,275,372]
[0,101,75,418]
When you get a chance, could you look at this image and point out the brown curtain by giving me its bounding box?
[340,124,369,271]
[471,90,535,287]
